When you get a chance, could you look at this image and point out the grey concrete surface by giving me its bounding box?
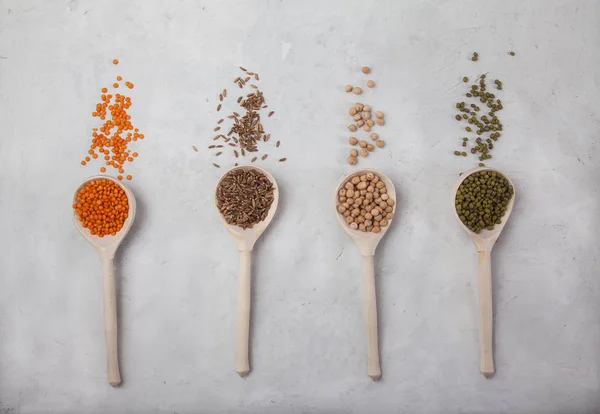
[0,0,599,413]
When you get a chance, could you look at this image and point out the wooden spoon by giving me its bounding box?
[452,167,515,379]
[72,175,136,387]
[214,165,279,377]
[334,169,396,381]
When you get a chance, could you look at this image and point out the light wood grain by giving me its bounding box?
[478,250,494,378]
[452,167,515,379]
[362,255,381,380]
[236,250,252,377]
[72,175,137,387]
[214,165,279,377]
[101,256,120,386]
[334,169,396,381]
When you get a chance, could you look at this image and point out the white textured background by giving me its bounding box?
[0,1,599,413]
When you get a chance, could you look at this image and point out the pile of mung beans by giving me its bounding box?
[455,170,513,234]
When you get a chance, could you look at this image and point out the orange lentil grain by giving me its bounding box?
[117,175,123,180]
[100,167,106,172]
[73,179,129,237]
[80,63,143,179]
[113,83,119,88]
[113,59,119,65]
[126,175,132,180]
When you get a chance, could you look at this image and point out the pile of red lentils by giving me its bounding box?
[80,59,142,181]
[73,179,130,237]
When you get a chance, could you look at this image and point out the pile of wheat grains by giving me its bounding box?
[216,168,275,229]
[196,67,286,168]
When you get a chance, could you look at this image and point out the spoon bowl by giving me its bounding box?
[334,169,397,256]
[334,168,397,381]
[214,164,279,377]
[73,175,136,387]
[452,167,515,251]
[215,165,279,252]
[451,167,515,379]
[73,175,137,252]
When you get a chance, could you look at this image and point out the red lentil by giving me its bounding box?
[73,179,129,237]
[80,60,144,179]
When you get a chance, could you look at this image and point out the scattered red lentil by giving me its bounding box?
[116,76,122,81]
[80,60,144,179]
[73,179,129,237]
[113,59,119,65]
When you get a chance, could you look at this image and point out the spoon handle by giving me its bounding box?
[100,255,121,387]
[362,255,381,381]
[478,250,494,379]
[236,250,252,377]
